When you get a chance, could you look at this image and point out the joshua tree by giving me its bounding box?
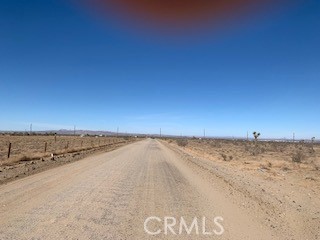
[251,131,261,155]
[253,132,261,142]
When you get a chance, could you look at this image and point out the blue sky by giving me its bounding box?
[0,0,319,139]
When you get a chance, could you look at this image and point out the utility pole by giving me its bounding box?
[247,131,249,141]
[30,124,32,135]
[117,127,119,137]
[203,129,206,138]
[160,128,162,138]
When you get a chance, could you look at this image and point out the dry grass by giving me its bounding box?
[176,138,188,147]
[0,135,127,165]
[170,138,320,172]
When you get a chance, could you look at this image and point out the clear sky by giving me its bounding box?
[0,0,319,139]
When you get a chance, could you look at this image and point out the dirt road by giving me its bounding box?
[0,139,311,239]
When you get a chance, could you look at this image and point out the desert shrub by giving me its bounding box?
[249,145,264,156]
[176,138,188,147]
[281,166,290,171]
[244,145,250,152]
[292,151,305,163]
[210,141,222,148]
[220,153,227,161]
[267,142,280,152]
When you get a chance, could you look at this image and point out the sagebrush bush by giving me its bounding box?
[176,138,188,147]
[220,153,227,161]
[292,151,305,163]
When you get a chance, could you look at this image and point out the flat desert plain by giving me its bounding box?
[0,137,319,239]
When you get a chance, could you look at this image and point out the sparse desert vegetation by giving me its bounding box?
[0,134,128,164]
[168,138,320,171]
[1,137,319,239]
[165,137,320,201]
[176,138,188,147]
[163,137,320,238]
[0,134,140,184]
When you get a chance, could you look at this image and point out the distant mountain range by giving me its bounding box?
[0,129,156,137]
[36,129,140,136]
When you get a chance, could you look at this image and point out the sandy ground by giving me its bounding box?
[0,139,318,239]
[166,139,320,239]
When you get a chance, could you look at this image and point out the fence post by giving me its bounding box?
[44,142,47,152]
[8,142,12,158]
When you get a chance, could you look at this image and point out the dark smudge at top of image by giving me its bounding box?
[79,0,293,36]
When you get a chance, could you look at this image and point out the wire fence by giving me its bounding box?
[0,135,128,162]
